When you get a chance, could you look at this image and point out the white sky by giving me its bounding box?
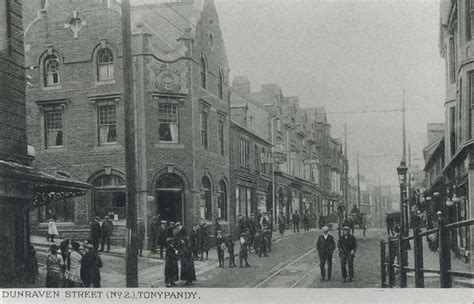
[215,0,446,188]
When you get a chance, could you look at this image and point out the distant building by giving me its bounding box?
[439,0,473,261]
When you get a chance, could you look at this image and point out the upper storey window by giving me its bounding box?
[200,56,207,89]
[218,68,224,100]
[44,55,60,87]
[467,0,474,40]
[97,48,114,81]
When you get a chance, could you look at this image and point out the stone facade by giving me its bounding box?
[24,0,231,245]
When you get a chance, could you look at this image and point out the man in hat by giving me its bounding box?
[216,230,226,267]
[100,216,114,253]
[316,226,336,281]
[149,215,160,254]
[173,221,186,248]
[237,214,247,237]
[157,220,167,259]
[90,217,101,252]
[198,223,209,260]
[338,226,357,282]
[239,232,250,267]
[292,210,300,233]
[81,243,102,287]
[226,234,236,268]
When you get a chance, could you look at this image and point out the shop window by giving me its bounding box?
[200,176,212,221]
[240,139,249,168]
[97,47,114,81]
[97,101,117,145]
[158,104,179,143]
[91,173,126,220]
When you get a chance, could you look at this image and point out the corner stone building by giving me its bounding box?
[24,0,231,244]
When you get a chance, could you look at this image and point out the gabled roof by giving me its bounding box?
[131,0,204,51]
[423,137,444,171]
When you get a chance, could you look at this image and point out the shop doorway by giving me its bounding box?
[156,173,184,223]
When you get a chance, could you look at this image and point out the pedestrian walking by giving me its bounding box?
[216,230,226,267]
[338,226,357,282]
[150,216,159,254]
[180,237,196,286]
[316,226,336,281]
[239,233,250,268]
[303,212,310,232]
[237,214,247,237]
[254,228,262,256]
[47,218,59,243]
[247,215,256,250]
[226,235,236,268]
[100,216,114,253]
[65,241,83,287]
[198,223,209,260]
[164,238,179,287]
[292,210,300,233]
[90,217,101,252]
[173,221,186,249]
[80,243,103,287]
[46,244,64,288]
[137,218,145,257]
[157,220,167,258]
[25,245,39,284]
[278,214,285,235]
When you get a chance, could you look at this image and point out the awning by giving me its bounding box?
[0,160,92,208]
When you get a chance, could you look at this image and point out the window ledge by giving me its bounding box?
[42,85,62,91]
[155,143,184,149]
[94,144,122,151]
[95,79,116,86]
[44,147,66,153]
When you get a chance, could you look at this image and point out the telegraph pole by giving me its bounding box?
[121,0,138,287]
[357,152,361,210]
[344,114,349,212]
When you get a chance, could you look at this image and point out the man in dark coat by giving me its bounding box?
[149,216,159,254]
[173,221,186,249]
[316,226,336,281]
[90,217,101,252]
[164,238,179,287]
[278,214,286,235]
[303,212,310,232]
[292,210,300,233]
[137,218,145,257]
[197,223,209,260]
[157,220,167,258]
[239,232,251,267]
[338,226,357,282]
[81,243,102,287]
[237,214,247,237]
[189,225,199,258]
[100,216,114,253]
[247,215,256,250]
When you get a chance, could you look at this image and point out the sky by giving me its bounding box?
[213,0,446,189]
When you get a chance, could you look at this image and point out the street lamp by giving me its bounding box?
[397,161,408,235]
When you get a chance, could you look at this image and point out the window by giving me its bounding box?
[209,33,214,48]
[218,69,223,100]
[200,107,208,149]
[92,173,126,220]
[254,144,259,171]
[470,71,474,139]
[97,48,114,81]
[261,147,266,173]
[98,101,117,145]
[276,118,281,132]
[217,180,227,221]
[200,56,207,89]
[44,55,60,86]
[200,176,212,221]
[218,118,224,155]
[450,106,456,156]
[459,79,463,144]
[44,109,63,148]
[158,104,179,143]
[240,139,249,168]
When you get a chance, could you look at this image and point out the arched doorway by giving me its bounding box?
[91,173,126,220]
[156,173,184,223]
[200,176,212,221]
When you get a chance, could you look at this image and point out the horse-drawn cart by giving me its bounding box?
[339,212,367,238]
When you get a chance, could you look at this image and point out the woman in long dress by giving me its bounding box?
[180,237,196,285]
[65,241,83,287]
[164,238,179,287]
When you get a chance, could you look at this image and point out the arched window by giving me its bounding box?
[44,54,60,86]
[200,176,212,221]
[97,48,114,81]
[200,56,207,89]
[217,180,227,221]
[218,68,223,100]
[91,172,126,220]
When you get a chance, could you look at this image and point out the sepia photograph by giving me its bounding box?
[0,0,472,302]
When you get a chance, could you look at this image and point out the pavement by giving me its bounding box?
[29,226,317,288]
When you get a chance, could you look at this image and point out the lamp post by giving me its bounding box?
[397,161,408,234]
